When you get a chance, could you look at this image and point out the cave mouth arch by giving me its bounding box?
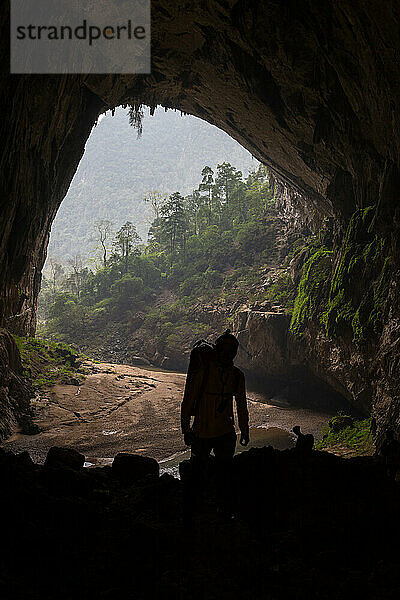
[2,0,400,439]
[3,0,399,336]
[37,101,354,426]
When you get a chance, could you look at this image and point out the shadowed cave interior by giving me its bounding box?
[2,1,400,598]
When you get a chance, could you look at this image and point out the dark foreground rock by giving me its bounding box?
[1,445,400,600]
[44,446,85,470]
[112,452,159,483]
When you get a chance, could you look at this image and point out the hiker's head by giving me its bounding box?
[215,330,239,364]
[292,425,301,436]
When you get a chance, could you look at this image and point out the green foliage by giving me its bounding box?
[110,274,145,309]
[263,272,296,310]
[321,207,390,342]
[290,248,333,335]
[48,107,255,260]
[315,416,374,455]
[13,336,87,391]
[140,299,214,359]
[41,294,92,340]
[289,206,391,344]
[113,222,141,272]
[39,160,294,361]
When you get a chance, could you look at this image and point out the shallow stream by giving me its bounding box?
[158,425,296,478]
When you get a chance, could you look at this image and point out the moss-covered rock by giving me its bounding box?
[328,415,354,432]
[321,206,390,343]
[316,415,375,456]
[0,329,35,439]
[290,206,391,346]
[290,247,333,335]
[13,336,87,392]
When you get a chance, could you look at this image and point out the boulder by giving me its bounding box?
[178,459,192,482]
[44,446,85,470]
[19,414,40,435]
[15,451,34,468]
[112,453,159,483]
[328,415,355,432]
[130,356,151,367]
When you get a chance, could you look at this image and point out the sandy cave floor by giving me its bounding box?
[2,361,332,464]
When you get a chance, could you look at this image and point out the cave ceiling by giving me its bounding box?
[1,0,400,333]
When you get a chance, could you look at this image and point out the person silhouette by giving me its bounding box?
[292,425,314,455]
[181,330,249,519]
[381,429,400,480]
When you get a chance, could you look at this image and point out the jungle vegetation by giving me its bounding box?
[38,162,293,358]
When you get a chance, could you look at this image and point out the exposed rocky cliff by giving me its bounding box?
[232,196,400,442]
[2,1,400,437]
[233,308,358,413]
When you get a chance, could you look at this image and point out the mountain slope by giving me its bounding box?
[48,107,255,260]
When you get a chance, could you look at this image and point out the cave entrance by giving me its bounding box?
[4,102,353,468]
[39,104,257,368]
[3,0,394,451]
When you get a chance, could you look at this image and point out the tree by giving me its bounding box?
[199,166,214,205]
[185,189,203,235]
[67,255,85,298]
[214,162,243,206]
[94,219,113,267]
[245,164,273,217]
[198,166,214,226]
[159,192,188,253]
[110,274,145,310]
[143,191,167,222]
[48,258,64,294]
[113,222,142,273]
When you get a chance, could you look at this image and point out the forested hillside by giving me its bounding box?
[39,162,302,368]
[48,107,255,260]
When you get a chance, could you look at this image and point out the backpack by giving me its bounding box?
[187,339,216,416]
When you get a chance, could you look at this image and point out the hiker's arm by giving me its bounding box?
[235,371,249,444]
[180,367,202,433]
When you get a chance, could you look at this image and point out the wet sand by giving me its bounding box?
[1,361,332,466]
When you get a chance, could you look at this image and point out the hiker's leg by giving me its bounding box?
[183,437,211,521]
[213,431,237,515]
[191,436,212,494]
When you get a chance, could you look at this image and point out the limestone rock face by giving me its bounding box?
[234,309,290,381]
[1,1,400,432]
[233,310,354,413]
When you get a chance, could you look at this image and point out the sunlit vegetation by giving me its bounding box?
[290,206,391,345]
[38,162,294,359]
[48,107,254,258]
[316,415,375,456]
[13,336,87,391]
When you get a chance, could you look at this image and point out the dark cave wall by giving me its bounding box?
[0,76,103,335]
[1,0,400,436]
[3,0,400,334]
[0,328,34,438]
